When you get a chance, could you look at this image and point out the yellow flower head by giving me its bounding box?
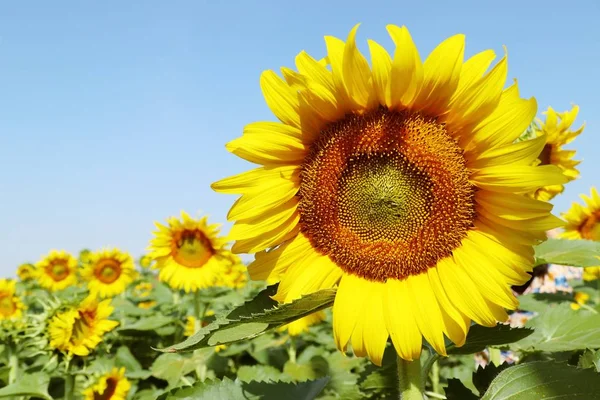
[16,263,35,281]
[571,291,591,310]
[79,249,93,264]
[35,250,78,291]
[532,106,584,201]
[561,187,600,241]
[132,282,153,298]
[280,311,326,337]
[216,254,248,289]
[147,211,234,293]
[0,279,25,320]
[81,248,137,298]
[83,367,131,400]
[139,255,154,269]
[582,267,600,282]
[137,300,157,309]
[212,25,567,364]
[48,296,119,356]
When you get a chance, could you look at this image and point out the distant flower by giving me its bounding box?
[16,263,35,281]
[82,367,131,400]
[35,250,78,291]
[81,248,137,298]
[0,279,25,320]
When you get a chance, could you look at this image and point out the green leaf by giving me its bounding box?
[444,379,478,400]
[237,365,286,383]
[0,372,52,399]
[447,324,533,355]
[151,350,214,387]
[511,304,600,352]
[359,347,398,399]
[157,377,329,400]
[118,315,176,333]
[534,238,600,267]
[578,350,600,372]
[115,346,151,379]
[158,287,336,353]
[481,361,600,399]
[516,292,573,313]
[472,363,510,396]
[283,357,328,382]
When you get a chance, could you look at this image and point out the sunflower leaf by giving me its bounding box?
[447,324,533,355]
[118,315,176,333]
[156,287,336,353]
[472,362,510,396]
[444,379,478,400]
[156,377,329,400]
[578,349,600,372]
[481,361,600,399]
[510,304,600,352]
[0,372,52,400]
[533,238,600,267]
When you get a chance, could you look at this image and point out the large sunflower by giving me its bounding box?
[212,25,567,364]
[532,106,584,201]
[82,367,131,400]
[81,248,137,298]
[0,279,25,320]
[148,211,234,293]
[48,296,119,356]
[35,250,78,291]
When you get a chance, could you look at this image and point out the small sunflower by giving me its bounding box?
[81,248,137,298]
[280,311,326,337]
[571,291,591,310]
[532,106,585,201]
[35,250,78,291]
[16,263,35,281]
[82,367,131,400]
[48,296,119,356]
[0,279,25,320]
[139,255,154,269]
[213,25,567,364]
[561,187,600,241]
[148,211,233,293]
[79,249,93,264]
[132,282,153,298]
[137,300,157,309]
[216,255,248,289]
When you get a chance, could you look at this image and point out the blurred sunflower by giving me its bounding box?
[16,263,35,281]
[138,254,154,269]
[532,106,584,201]
[560,187,600,241]
[81,248,137,298]
[280,311,326,337]
[48,296,119,356]
[132,282,153,298]
[137,301,157,309]
[82,367,131,400]
[79,249,93,264]
[213,25,567,364]
[216,255,248,289]
[35,250,78,292]
[148,211,233,293]
[0,279,25,320]
[571,291,591,310]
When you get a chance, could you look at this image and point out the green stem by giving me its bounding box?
[193,290,206,332]
[64,362,75,400]
[7,345,18,385]
[489,348,502,366]
[288,336,297,363]
[397,354,423,400]
[430,360,440,394]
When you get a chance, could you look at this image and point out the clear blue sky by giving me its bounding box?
[1,1,599,275]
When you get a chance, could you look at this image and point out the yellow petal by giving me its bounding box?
[229,199,299,241]
[475,191,553,220]
[231,213,300,254]
[248,233,312,281]
[324,35,353,110]
[386,25,423,109]
[342,24,374,108]
[227,180,298,221]
[211,165,299,195]
[451,49,496,101]
[351,285,388,366]
[470,165,569,193]
[468,134,546,169]
[384,279,422,361]
[225,133,307,165]
[368,39,392,107]
[295,51,336,94]
[260,70,300,128]
[333,274,372,352]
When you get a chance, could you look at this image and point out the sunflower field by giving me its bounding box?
[2,24,600,400]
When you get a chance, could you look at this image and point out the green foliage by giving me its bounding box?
[0,372,52,399]
[447,324,533,355]
[481,361,600,399]
[444,379,478,400]
[534,238,600,267]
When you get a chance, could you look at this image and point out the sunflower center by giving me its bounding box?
[94,377,118,400]
[0,295,16,317]
[580,211,600,241]
[95,259,122,284]
[298,107,476,282]
[47,262,70,281]
[171,229,215,268]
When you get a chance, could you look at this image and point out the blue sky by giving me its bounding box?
[0,1,598,275]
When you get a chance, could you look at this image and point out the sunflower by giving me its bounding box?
[16,263,35,281]
[212,25,567,364]
[148,211,233,293]
[132,282,153,298]
[48,296,119,356]
[216,255,248,289]
[81,248,137,298]
[280,311,326,337]
[560,187,600,241]
[531,106,584,201]
[139,254,154,269]
[0,279,25,320]
[35,250,78,291]
[82,367,131,400]
[571,291,591,310]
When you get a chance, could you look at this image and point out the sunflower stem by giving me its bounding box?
[64,361,75,400]
[193,290,206,332]
[397,354,424,400]
[430,359,441,394]
[7,344,18,385]
[288,336,297,363]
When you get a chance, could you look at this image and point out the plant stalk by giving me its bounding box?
[7,344,18,385]
[193,290,206,332]
[64,362,75,400]
[397,354,423,400]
